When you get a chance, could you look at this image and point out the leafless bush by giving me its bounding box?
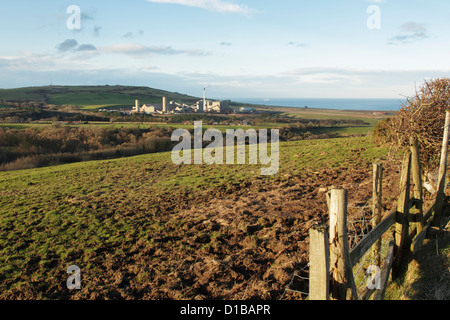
[376,78,450,171]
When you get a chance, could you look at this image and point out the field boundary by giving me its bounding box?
[307,111,450,300]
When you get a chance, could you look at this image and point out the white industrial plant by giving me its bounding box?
[131,90,231,115]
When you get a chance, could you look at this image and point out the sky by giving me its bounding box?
[0,0,449,99]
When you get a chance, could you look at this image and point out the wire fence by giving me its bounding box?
[347,196,396,297]
[348,198,373,250]
[280,197,388,300]
[279,262,310,300]
[352,234,393,298]
[279,164,430,300]
[280,195,398,300]
[280,138,450,300]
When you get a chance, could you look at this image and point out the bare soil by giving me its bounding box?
[1,161,413,301]
[124,163,399,300]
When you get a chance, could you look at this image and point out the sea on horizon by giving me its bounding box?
[231,98,405,111]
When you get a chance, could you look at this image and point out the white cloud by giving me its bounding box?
[56,39,97,53]
[287,41,309,47]
[176,67,450,98]
[0,51,100,73]
[388,22,430,45]
[146,0,254,15]
[57,39,79,52]
[400,22,427,33]
[100,43,211,56]
[1,59,449,98]
[77,44,97,52]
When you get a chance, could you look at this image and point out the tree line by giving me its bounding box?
[0,126,174,171]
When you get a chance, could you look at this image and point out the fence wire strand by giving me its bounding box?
[279,263,310,300]
[348,197,373,249]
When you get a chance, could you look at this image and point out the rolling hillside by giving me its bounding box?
[0,136,393,300]
[0,85,200,110]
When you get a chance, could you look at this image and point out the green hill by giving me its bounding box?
[0,85,200,110]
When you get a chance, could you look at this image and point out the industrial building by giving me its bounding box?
[132,96,231,115]
[196,100,223,113]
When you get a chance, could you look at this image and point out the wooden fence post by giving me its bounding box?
[392,151,412,280]
[433,110,450,227]
[309,225,330,300]
[372,163,383,268]
[410,137,424,235]
[329,188,357,300]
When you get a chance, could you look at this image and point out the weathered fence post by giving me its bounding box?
[392,151,412,280]
[432,110,450,227]
[329,188,357,300]
[372,163,383,268]
[309,225,330,300]
[410,137,424,235]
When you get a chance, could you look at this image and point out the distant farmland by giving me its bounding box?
[0,85,200,110]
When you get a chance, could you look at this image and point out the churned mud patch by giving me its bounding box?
[120,163,402,301]
[0,160,406,300]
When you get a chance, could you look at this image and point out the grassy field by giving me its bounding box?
[254,106,390,130]
[0,136,391,299]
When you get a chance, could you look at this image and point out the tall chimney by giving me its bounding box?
[163,97,167,113]
[203,88,207,113]
[135,100,140,113]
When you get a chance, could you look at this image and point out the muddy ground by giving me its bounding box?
[106,161,401,300]
[3,159,433,300]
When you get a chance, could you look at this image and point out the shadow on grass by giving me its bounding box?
[385,211,450,300]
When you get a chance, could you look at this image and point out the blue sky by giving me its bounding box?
[0,0,449,99]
